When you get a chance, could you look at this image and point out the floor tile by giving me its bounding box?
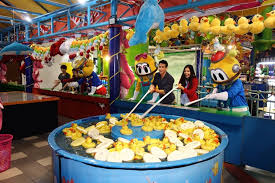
[33,171,53,183]
[37,156,52,167]
[223,169,240,183]
[0,167,23,181]
[11,152,28,161]
[33,141,48,148]
[23,136,39,141]
[0,174,34,183]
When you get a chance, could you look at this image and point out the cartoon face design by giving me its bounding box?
[73,57,94,78]
[134,53,157,76]
[209,51,240,84]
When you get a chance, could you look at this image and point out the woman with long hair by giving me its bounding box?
[178,65,198,105]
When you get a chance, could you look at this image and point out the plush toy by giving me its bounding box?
[120,29,135,99]
[206,48,249,115]
[170,24,180,38]
[179,19,189,34]
[250,14,265,34]
[264,10,275,28]
[32,60,43,88]
[224,18,236,35]
[209,18,221,35]
[234,17,250,35]
[69,57,107,96]
[199,17,210,33]
[0,62,7,83]
[50,38,66,57]
[129,53,159,102]
[189,16,200,32]
[129,0,165,46]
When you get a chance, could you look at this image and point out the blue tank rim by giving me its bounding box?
[48,113,228,170]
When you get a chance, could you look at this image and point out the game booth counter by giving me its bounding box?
[0,0,275,182]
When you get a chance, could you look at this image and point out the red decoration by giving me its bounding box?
[80,52,84,56]
[99,45,103,50]
[50,38,66,57]
[91,47,95,51]
[86,49,90,54]
[211,51,225,63]
[69,54,77,60]
[86,54,90,59]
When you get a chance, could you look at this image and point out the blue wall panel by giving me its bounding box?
[242,116,275,173]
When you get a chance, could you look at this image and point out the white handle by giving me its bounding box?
[184,97,206,107]
[125,89,151,119]
[141,87,178,119]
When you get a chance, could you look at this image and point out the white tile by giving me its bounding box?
[23,136,39,141]
[11,152,27,161]
[0,167,23,181]
[33,141,48,148]
[36,156,52,166]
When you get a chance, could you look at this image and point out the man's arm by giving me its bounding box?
[158,75,174,95]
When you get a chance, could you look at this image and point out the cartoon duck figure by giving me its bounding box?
[82,137,96,149]
[250,14,265,34]
[264,10,275,29]
[206,48,250,115]
[120,125,133,135]
[129,53,159,103]
[221,18,235,35]
[171,23,180,38]
[189,16,200,32]
[199,17,210,33]
[234,17,250,35]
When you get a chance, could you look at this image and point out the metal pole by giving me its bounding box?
[87,5,91,26]
[25,24,29,41]
[109,0,120,112]
[25,56,33,93]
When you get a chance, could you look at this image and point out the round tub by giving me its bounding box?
[48,113,228,183]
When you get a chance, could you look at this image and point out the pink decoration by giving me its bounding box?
[120,29,135,99]
[32,61,43,88]
[0,63,7,83]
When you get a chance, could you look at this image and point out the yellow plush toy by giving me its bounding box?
[234,17,250,35]
[129,53,159,103]
[179,19,189,34]
[209,18,221,35]
[199,17,210,33]
[171,23,180,38]
[250,14,265,34]
[189,16,200,32]
[264,10,275,29]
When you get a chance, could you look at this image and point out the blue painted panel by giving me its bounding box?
[59,152,224,183]
[242,116,275,173]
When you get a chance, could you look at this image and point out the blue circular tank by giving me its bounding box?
[48,114,228,183]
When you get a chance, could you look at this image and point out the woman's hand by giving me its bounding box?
[178,83,184,90]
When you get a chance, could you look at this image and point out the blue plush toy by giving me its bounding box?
[129,0,164,46]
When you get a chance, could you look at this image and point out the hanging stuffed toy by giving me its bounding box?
[206,48,250,115]
[129,53,159,102]
[0,62,7,83]
[129,0,164,46]
[32,60,43,88]
[120,29,135,99]
[264,10,275,28]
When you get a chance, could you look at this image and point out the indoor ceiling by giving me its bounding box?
[0,0,76,29]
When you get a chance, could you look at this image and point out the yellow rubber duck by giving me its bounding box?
[82,137,96,149]
[264,10,275,29]
[234,17,250,35]
[142,124,153,132]
[250,14,265,34]
[143,136,151,144]
[98,125,111,134]
[199,17,210,33]
[120,125,133,135]
[179,19,189,34]
[114,141,124,151]
[105,113,111,120]
[96,121,108,129]
[189,16,200,32]
[209,18,221,35]
[125,29,135,40]
[131,118,143,127]
[116,119,128,126]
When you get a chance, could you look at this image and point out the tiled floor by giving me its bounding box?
[0,116,274,183]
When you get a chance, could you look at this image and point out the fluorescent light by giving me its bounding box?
[258,62,275,65]
[78,0,87,4]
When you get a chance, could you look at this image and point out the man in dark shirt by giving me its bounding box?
[51,65,71,91]
[150,60,175,104]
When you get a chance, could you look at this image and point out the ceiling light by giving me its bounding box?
[24,15,32,22]
[78,0,87,4]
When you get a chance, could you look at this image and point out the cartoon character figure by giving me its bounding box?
[129,0,164,46]
[32,61,43,88]
[206,49,250,115]
[69,57,107,96]
[120,29,135,99]
[129,53,159,102]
